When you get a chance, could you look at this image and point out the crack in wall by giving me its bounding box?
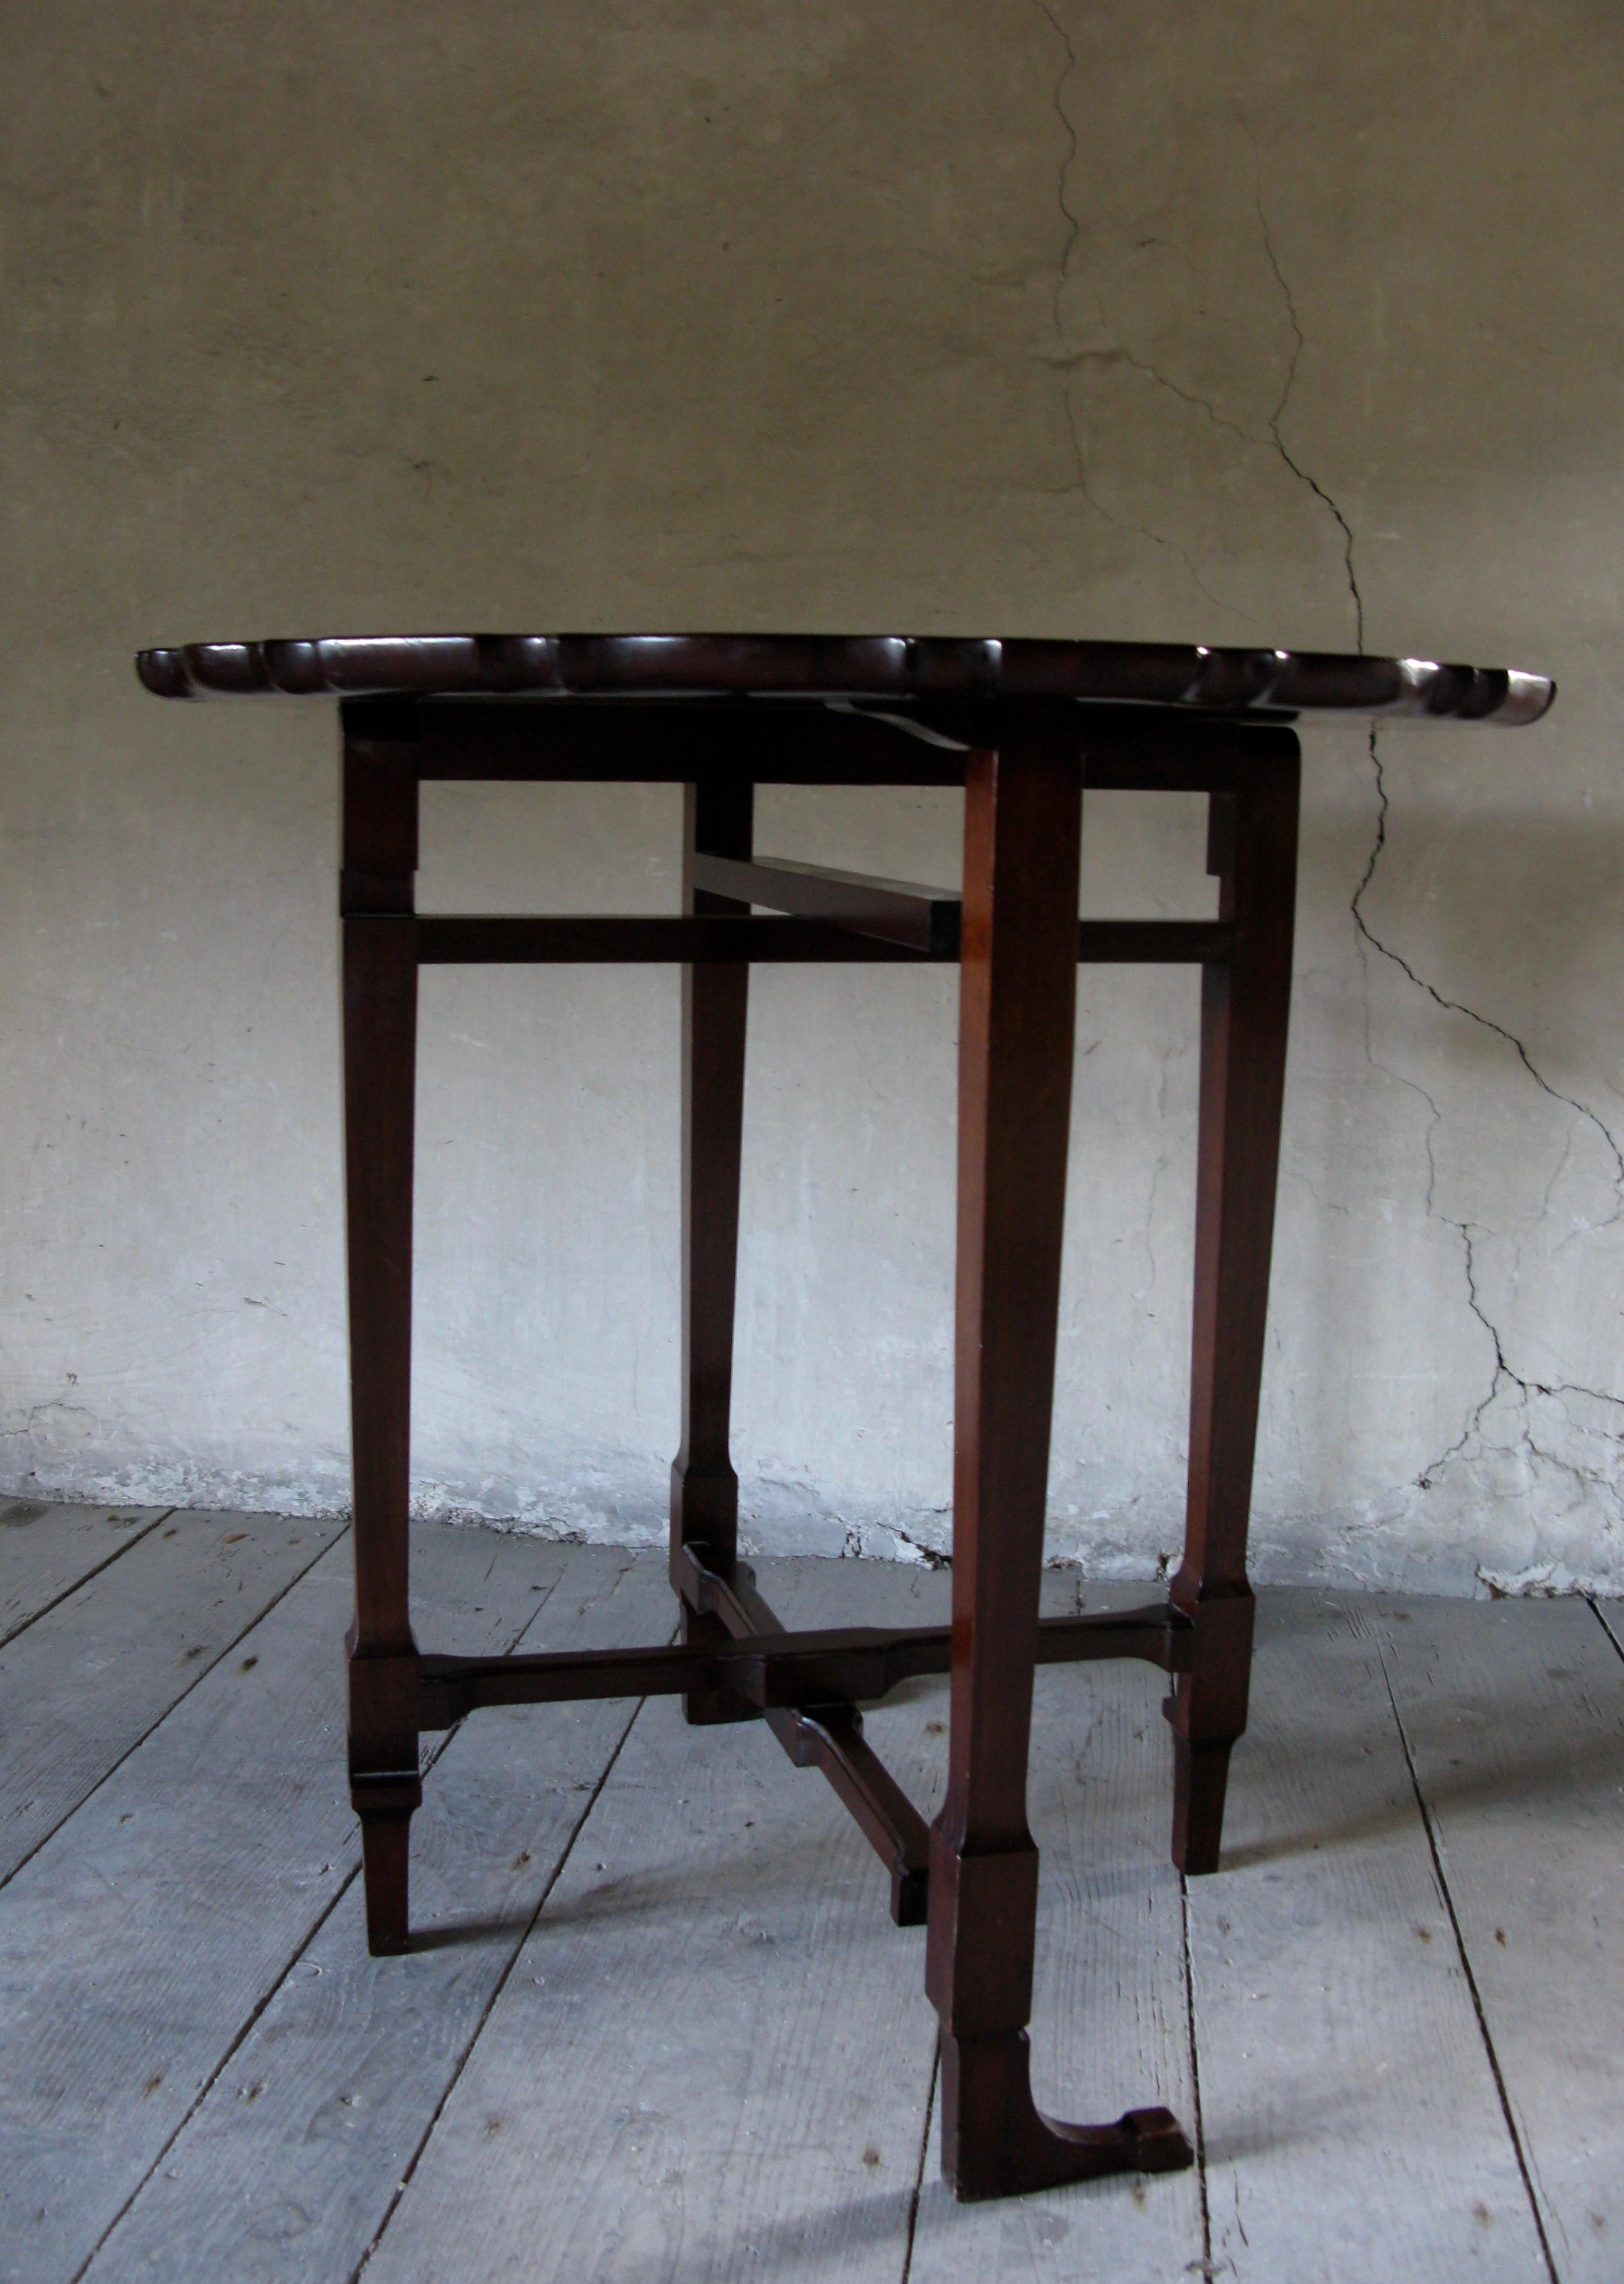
[1109,338,1258,449]
[1417,1223,1518,1487]
[1349,700,1624,1508]
[1016,64,1621,1575]
[1033,0,1080,342]
[0,1395,102,1442]
[1342,737,1624,1510]
[1418,1221,1624,1507]
[841,1517,951,1569]
[1042,326,1260,453]
[1252,191,1363,647]
[1248,147,1624,1551]
[1031,2,1236,617]
[1056,392,1237,615]
[1351,733,1624,1209]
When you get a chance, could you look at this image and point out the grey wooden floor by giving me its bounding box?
[1,1501,1620,2283]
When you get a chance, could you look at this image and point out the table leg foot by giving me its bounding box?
[359,1807,414,1955]
[940,2029,1193,2200]
[1169,1725,1234,1877]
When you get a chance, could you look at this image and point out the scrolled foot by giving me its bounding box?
[939,2029,1194,2201]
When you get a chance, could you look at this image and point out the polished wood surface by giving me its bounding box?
[1169,754,1300,1874]
[416,913,926,962]
[668,777,756,1729]
[414,910,1236,966]
[924,717,1191,2195]
[340,716,424,1956]
[136,629,1437,2199]
[136,630,1553,723]
[692,851,963,954]
[413,1599,1191,1723]
[678,1542,935,1924]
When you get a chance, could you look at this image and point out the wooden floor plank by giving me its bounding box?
[0,1501,170,1650]
[358,1564,1200,2284]
[0,1507,346,1886]
[1186,1591,1549,2282]
[1375,1592,1624,2282]
[358,1558,953,2284]
[10,1529,1608,2284]
[81,1542,669,2284]
[0,1521,571,2284]
[908,1579,1204,2284]
[1591,1597,1624,1664]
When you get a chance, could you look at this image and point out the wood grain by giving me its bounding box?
[358,1558,949,2284]
[416,913,928,962]
[669,774,754,1726]
[692,851,961,954]
[341,720,424,1951]
[910,1581,1204,2283]
[928,722,1178,2198]
[1375,1592,1624,2280]
[0,1507,344,1885]
[82,1544,670,2284]
[1168,744,1299,1875]
[0,1501,169,1649]
[5,1537,1609,2281]
[1187,1591,1549,2281]
[0,1523,567,2284]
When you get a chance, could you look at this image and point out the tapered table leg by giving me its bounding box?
[341,704,424,1954]
[670,777,756,1723]
[1168,742,1300,1874]
[926,712,1192,2199]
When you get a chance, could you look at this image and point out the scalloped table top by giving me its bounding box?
[134,633,1554,726]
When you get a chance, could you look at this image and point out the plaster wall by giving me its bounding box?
[3,2,1622,1594]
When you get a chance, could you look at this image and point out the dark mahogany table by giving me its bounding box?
[139,633,1552,2200]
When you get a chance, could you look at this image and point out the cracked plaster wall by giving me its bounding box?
[3,1,1622,1594]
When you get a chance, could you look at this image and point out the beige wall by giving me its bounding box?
[4,1,1622,1592]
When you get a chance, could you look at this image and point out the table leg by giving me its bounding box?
[926,718,1191,2198]
[1168,747,1300,1875]
[341,713,423,1953]
[670,777,756,1723]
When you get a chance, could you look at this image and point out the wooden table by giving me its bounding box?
[138,632,1552,2200]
